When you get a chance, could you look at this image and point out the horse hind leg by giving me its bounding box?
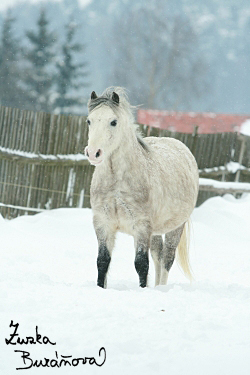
[160,224,185,285]
[150,235,163,286]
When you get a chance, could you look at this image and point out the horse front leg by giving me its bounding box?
[94,216,115,288]
[134,227,151,288]
[97,243,112,288]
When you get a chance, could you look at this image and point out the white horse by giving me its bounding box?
[85,87,199,288]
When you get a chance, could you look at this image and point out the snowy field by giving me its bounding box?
[1,194,250,375]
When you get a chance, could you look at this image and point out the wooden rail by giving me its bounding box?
[199,178,250,194]
[0,147,89,166]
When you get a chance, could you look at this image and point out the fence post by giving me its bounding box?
[191,125,199,156]
[235,134,246,182]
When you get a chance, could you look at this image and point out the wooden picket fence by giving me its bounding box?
[0,106,94,218]
[0,105,250,218]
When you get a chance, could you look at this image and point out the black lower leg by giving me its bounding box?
[134,247,149,288]
[97,244,111,288]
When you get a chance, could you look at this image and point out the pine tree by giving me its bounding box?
[53,20,88,114]
[23,9,56,112]
[0,11,24,108]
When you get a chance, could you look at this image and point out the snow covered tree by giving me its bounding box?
[53,20,88,114]
[23,9,56,112]
[0,11,25,108]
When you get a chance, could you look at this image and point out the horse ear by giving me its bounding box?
[112,92,119,104]
[91,91,98,100]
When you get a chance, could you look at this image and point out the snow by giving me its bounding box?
[199,177,250,191]
[1,194,250,374]
[0,146,87,162]
[226,161,246,173]
[199,161,250,174]
[0,202,44,212]
[241,119,250,137]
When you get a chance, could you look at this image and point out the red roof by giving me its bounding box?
[137,109,250,134]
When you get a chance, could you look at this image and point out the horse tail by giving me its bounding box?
[176,220,193,281]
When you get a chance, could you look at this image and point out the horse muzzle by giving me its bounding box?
[85,146,104,166]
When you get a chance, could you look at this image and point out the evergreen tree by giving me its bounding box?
[23,9,56,112]
[53,20,88,114]
[0,11,24,108]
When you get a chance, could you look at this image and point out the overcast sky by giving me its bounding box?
[0,0,92,12]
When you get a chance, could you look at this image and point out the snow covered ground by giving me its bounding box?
[0,194,250,375]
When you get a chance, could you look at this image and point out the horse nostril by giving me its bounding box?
[86,150,89,157]
[95,149,101,158]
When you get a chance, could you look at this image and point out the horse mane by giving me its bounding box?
[136,134,150,152]
[88,86,150,152]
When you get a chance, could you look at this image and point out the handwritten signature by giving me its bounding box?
[14,349,106,370]
[5,321,106,370]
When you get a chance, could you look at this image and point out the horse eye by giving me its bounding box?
[86,119,91,125]
[110,120,117,127]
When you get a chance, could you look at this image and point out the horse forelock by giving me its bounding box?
[88,97,120,114]
[88,87,135,120]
